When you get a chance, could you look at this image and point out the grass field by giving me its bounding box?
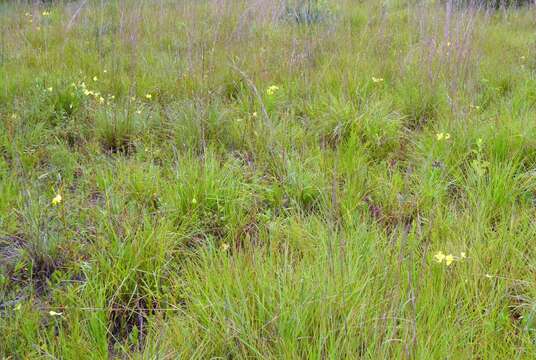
[1,0,536,358]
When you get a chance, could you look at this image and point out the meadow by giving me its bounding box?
[1,0,536,358]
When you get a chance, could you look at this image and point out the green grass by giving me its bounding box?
[1,0,536,358]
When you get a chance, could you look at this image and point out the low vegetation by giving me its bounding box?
[1,0,536,358]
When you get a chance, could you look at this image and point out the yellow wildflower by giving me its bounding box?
[221,243,230,251]
[42,11,50,17]
[266,85,279,96]
[47,87,53,92]
[434,251,446,263]
[145,93,152,100]
[372,76,384,83]
[191,197,197,204]
[93,76,98,82]
[51,193,62,206]
[436,132,450,141]
[445,254,455,266]
[48,310,62,316]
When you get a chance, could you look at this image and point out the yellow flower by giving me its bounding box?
[445,254,455,266]
[93,76,98,82]
[14,303,22,311]
[252,112,257,118]
[434,251,446,263]
[191,197,197,204]
[221,243,230,251]
[136,109,142,115]
[372,76,384,83]
[460,252,466,259]
[145,93,152,100]
[47,87,53,92]
[48,310,62,316]
[52,193,62,206]
[266,85,279,96]
[42,11,50,17]
[436,132,450,141]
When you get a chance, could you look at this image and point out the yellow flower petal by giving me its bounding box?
[52,193,62,206]
[434,251,446,263]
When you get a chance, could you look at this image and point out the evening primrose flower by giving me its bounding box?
[372,76,384,83]
[42,11,51,17]
[434,250,466,266]
[93,76,98,82]
[266,85,279,96]
[145,93,152,100]
[436,132,451,141]
[221,243,230,251]
[52,193,62,206]
[434,251,446,263]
